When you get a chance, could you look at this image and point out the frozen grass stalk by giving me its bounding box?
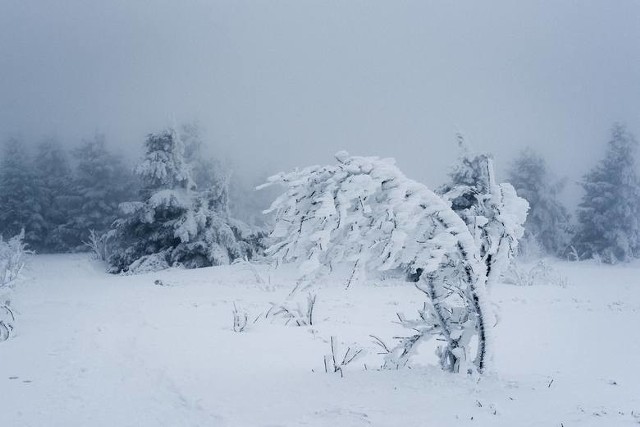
[323,336,363,377]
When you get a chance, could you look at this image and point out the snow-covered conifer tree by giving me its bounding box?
[108,127,262,273]
[65,134,136,248]
[507,148,572,257]
[181,122,273,229]
[574,124,640,263]
[262,151,527,373]
[438,138,529,288]
[33,139,76,252]
[0,139,42,247]
[180,123,231,211]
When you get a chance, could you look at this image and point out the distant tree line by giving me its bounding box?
[0,134,136,253]
[0,122,638,265]
[0,125,268,271]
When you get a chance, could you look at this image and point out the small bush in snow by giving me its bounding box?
[0,231,28,342]
[232,258,276,292]
[0,230,28,287]
[267,293,317,327]
[83,229,112,262]
[503,260,568,288]
[0,302,15,342]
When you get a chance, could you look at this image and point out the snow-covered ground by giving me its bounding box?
[1,254,639,426]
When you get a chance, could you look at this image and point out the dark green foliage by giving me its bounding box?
[108,127,264,274]
[32,139,76,252]
[66,134,136,248]
[0,139,42,247]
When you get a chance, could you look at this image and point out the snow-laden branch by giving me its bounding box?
[262,151,501,373]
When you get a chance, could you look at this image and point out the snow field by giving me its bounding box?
[1,255,639,426]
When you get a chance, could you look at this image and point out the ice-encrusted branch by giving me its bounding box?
[262,152,496,373]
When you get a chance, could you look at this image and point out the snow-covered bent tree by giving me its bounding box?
[262,151,527,374]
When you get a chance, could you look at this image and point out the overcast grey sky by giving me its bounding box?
[1,1,639,198]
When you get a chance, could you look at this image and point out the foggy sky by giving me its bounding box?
[1,1,639,203]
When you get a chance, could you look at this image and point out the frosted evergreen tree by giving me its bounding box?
[180,122,273,229]
[438,137,529,288]
[108,127,262,274]
[180,122,230,211]
[33,139,76,252]
[0,139,42,247]
[262,151,528,373]
[574,124,640,263]
[66,134,135,248]
[507,148,572,257]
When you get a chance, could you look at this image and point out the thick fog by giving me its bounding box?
[1,0,639,199]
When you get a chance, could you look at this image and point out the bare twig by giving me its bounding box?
[370,335,392,355]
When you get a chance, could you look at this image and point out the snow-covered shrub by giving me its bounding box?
[83,229,112,262]
[438,139,529,289]
[232,258,275,291]
[515,233,546,261]
[565,245,582,262]
[503,260,568,287]
[0,302,15,341]
[108,128,265,274]
[0,230,28,287]
[0,231,28,342]
[267,293,316,326]
[262,151,528,373]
